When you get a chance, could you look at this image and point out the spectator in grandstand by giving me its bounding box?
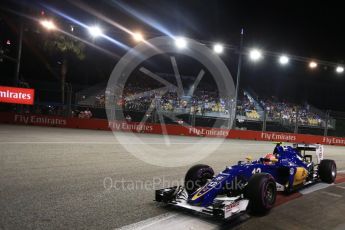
[125,114,132,122]
[78,111,85,119]
[177,119,184,125]
[71,110,76,117]
[85,108,93,119]
[96,94,105,106]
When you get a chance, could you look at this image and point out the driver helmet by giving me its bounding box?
[264,153,277,164]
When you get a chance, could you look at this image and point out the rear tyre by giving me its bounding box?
[319,159,337,183]
[246,173,277,215]
[184,164,214,194]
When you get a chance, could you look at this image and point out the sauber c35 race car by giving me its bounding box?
[155,143,337,219]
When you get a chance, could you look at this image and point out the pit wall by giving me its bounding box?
[1,112,344,146]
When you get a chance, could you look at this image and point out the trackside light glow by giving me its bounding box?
[133,31,144,42]
[309,61,318,69]
[279,55,289,65]
[213,43,224,54]
[88,25,103,37]
[40,20,56,30]
[336,66,344,73]
[249,49,262,61]
[175,37,187,48]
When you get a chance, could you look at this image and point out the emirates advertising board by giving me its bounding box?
[0,85,35,105]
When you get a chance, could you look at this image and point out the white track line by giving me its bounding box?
[116,212,219,230]
[299,183,333,195]
[321,191,342,198]
[116,213,178,230]
[299,170,345,195]
[336,186,345,190]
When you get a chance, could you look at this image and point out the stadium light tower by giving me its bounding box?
[88,25,103,37]
[279,55,289,65]
[249,49,262,61]
[232,28,244,129]
[213,43,224,54]
[175,37,187,49]
[336,66,344,74]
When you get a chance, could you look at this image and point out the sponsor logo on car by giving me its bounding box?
[225,201,240,212]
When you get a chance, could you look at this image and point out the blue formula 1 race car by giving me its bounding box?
[155,143,337,219]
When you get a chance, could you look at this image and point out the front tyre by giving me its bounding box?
[319,159,337,183]
[246,173,277,215]
[184,164,214,194]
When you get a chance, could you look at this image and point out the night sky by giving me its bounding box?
[1,0,344,110]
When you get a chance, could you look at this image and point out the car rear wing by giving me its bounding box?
[293,143,324,164]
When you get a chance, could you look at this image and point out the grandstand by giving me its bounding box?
[73,74,335,135]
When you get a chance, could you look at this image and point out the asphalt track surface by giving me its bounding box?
[1,124,345,229]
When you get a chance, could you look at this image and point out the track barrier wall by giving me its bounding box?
[1,112,345,146]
